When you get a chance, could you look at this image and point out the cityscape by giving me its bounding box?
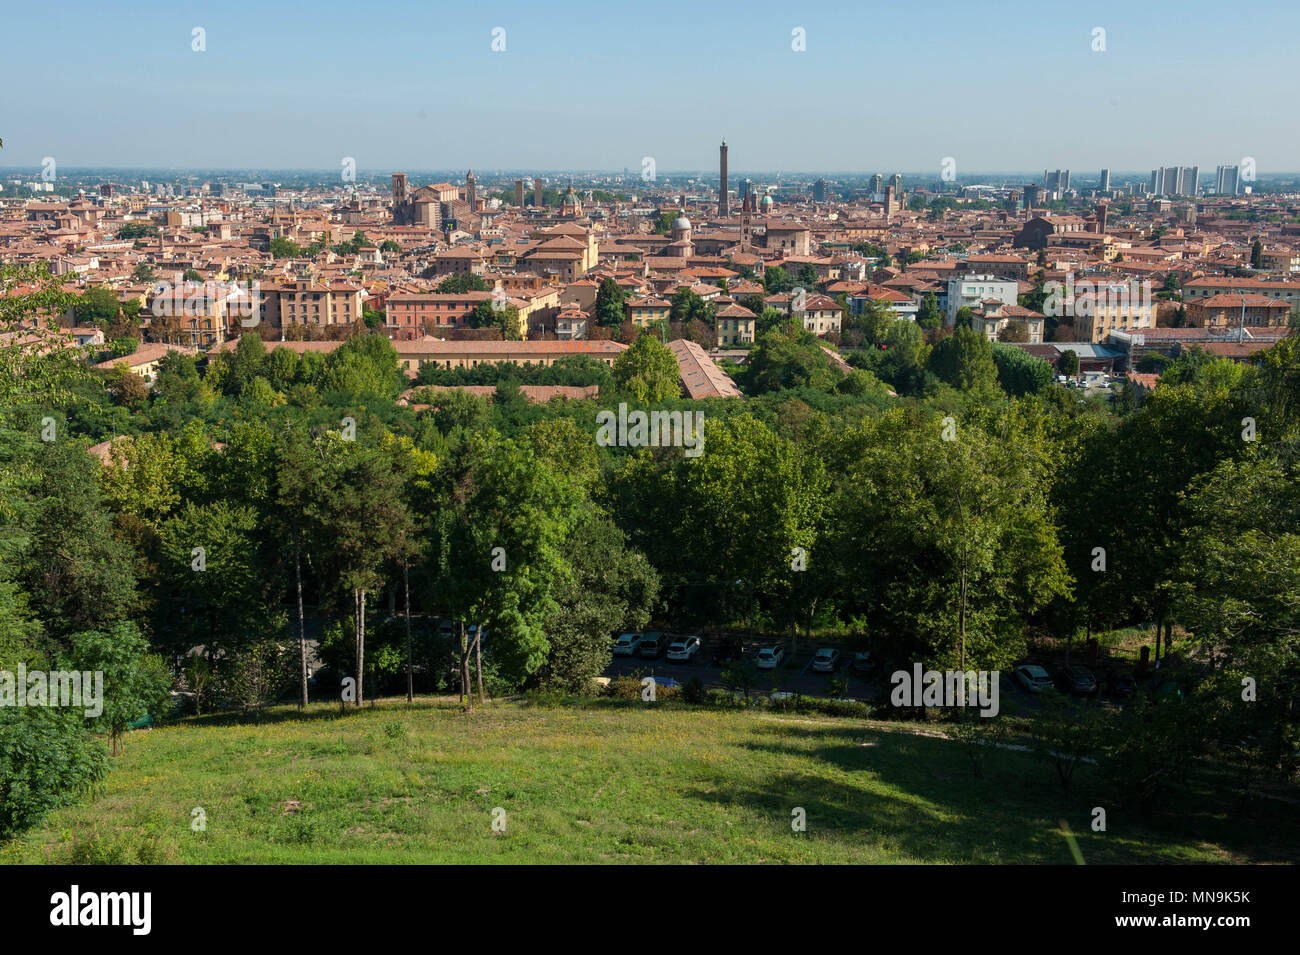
[0,0,1296,925]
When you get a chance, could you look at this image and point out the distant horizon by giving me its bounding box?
[4,166,1297,182]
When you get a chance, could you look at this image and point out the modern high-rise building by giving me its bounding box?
[1151,166,1199,197]
[1044,169,1071,193]
[719,141,729,216]
[1098,168,1111,191]
[889,173,903,193]
[1215,165,1242,195]
[813,178,827,201]
[869,174,883,194]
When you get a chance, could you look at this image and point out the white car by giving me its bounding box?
[612,632,643,657]
[1014,664,1053,693]
[666,636,701,661]
[755,646,785,670]
[811,648,840,673]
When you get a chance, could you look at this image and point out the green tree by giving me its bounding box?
[75,286,122,328]
[437,274,490,294]
[68,623,173,754]
[746,325,837,394]
[612,333,680,402]
[269,236,301,259]
[916,292,944,330]
[156,500,283,660]
[928,326,997,392]
[594,277,627,328]
[992,343,1052,396]
[309,434,414,706]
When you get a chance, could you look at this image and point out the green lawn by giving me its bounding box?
[3,698,1296,864]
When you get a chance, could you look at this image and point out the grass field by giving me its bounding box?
[3,697,1297,864]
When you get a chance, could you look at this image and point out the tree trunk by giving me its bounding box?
[958,563,967,672]
[404,561,413,703]
[353,588,365,707]
[475,630,485,704]
[460,621,472,712]
[295,527,308,708]
[360,589,367,706]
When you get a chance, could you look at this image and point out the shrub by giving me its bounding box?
[0,706,107,839]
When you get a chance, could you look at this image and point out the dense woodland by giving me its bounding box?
[2,260,1298,836]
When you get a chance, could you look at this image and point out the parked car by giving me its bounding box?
[1056,664,1099,696]
[1013,664,1054,693]
[1106,670,1138,698]
[850,651,872,677]
[612,632,643,657]
[637,631,669,659]
[667,636,702,661]
[755,646,785,670]
[646,676,679,689]
[712,639,746,666]
[811,648,840,673]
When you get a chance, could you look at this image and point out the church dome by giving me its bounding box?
[672,215,691,231]
[760,194,774,209]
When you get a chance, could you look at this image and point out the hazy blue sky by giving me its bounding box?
[3,0,1297,174]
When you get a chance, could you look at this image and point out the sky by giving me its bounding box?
[2,0,1298,176]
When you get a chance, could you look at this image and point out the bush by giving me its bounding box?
[682,676,705,704]
[219,640,296,719]
[0,706,107,839]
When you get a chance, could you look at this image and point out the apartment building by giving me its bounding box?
[946,274,1019,324]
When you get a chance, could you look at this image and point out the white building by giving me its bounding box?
[946,274,1019,324]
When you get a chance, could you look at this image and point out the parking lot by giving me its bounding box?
[604,635,885,701]
[605,633,1151,711]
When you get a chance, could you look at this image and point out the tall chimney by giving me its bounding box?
[719,141,729,216]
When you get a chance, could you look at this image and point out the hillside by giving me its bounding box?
[4,698,1296,865]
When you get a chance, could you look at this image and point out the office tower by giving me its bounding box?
[1182,166,1199,196]
[1215,165,1242,195]
[1099,168,1110,191]
[813,178,827,201]
[870,174,883,194]
[719,141,729,216]
[1023,183,1042,209]
[889,173,902,193]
